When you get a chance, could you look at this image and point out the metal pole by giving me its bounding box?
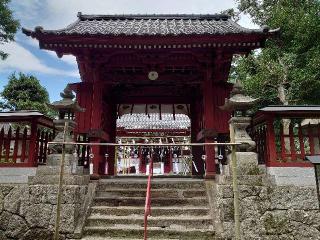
[54,122,68,240]
[230,123,241,240]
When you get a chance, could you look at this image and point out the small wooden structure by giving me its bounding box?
[252,106,320,167]
[0,111,54,166]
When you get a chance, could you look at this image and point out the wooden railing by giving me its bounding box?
[251,124,268,165]
[0,125,54,166]
[252,109,320,167]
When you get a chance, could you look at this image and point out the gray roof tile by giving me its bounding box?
[30,13,265,36]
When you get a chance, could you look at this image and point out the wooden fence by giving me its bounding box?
[0,125,54,166]
[252,107,320,167]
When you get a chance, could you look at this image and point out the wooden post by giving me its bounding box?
[230,123,240,240]
[190,101,204,176]
[90,81,104,177]
[298,123,305,160]
[280,123,286,161]
[28,120,38,166]
[12,127,20,163]
[289,122,296,161]
[203,63,216,178]
[0,127,4,161]
[308,124,315,155]
[54,122,68,240]
[21,127,27,163]
[5,127,12,163]
[266,117,277,166]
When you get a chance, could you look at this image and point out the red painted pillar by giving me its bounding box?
[266,117,277,166]
[90,81,104,178]
[28,120,38,167]
[75,83,93,134]
[190,101,204,176]
[203,64,216,178]
[106,103,117,176]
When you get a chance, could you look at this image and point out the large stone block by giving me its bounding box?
[46,154,76,167]
[0,192,4,214]
[268,186,318,210]
[51,204,76,233]
[225,152,260,176]
[29,174,90,185]
[240,196,268,220]
[241,218,266,239]
[22,228,55,240]
[4,185,28,214]
[0,211,28,238]
[0,230,9,240]
[267,167,316,186]
[24,204,53,228]
[287,209,320,229]
[36,165,84,176]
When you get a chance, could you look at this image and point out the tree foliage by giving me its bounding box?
[0,73,52,116]
[233,0,320,106]
[0,0,20,60]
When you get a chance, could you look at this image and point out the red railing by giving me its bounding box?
[0,125,54,166]
[252,107,320,167]
[144,155,153,240]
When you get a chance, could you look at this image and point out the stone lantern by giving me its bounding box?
[29,85,88,185]
[48,85,85,153]
[220,81,258,151]
[220,81,260,176]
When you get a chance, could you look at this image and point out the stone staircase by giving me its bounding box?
[81,178,215,239]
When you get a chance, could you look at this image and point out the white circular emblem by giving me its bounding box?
[148,71,159,80]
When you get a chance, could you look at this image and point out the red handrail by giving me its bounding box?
[144,156,153,240]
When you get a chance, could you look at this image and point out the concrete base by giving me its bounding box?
[267,167,316,186]
[0,167,37,183]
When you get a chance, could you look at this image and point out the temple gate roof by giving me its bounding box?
[23,13,272,37]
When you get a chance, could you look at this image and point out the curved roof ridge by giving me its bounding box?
[77,12,231,21]
[22,12,278,38]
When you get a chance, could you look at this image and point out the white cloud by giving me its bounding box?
[44,50,77,66]
[0,41,79,77]
[14,0,256,30]
[6,0,257,80]
[24,37,40,48]
[22,36,77,66]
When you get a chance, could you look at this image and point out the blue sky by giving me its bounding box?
[0,0,256,102]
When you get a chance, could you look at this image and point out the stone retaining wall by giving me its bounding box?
[215,175,320,240]
[0,184,88,240]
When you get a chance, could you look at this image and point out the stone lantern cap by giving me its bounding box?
[48,85,85,114]
[220,82,259,112]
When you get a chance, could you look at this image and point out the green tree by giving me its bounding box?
[0,72,52,115]
[232,0,320,106]
[0,0,20,60]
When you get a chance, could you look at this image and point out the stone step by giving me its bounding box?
[90,206,210,217]
[96,188,207,198]
[97,179,206,191]
[83,226,215,239]
[86,215,213,229]
[93,196,208,207]
[82,237,180,240]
